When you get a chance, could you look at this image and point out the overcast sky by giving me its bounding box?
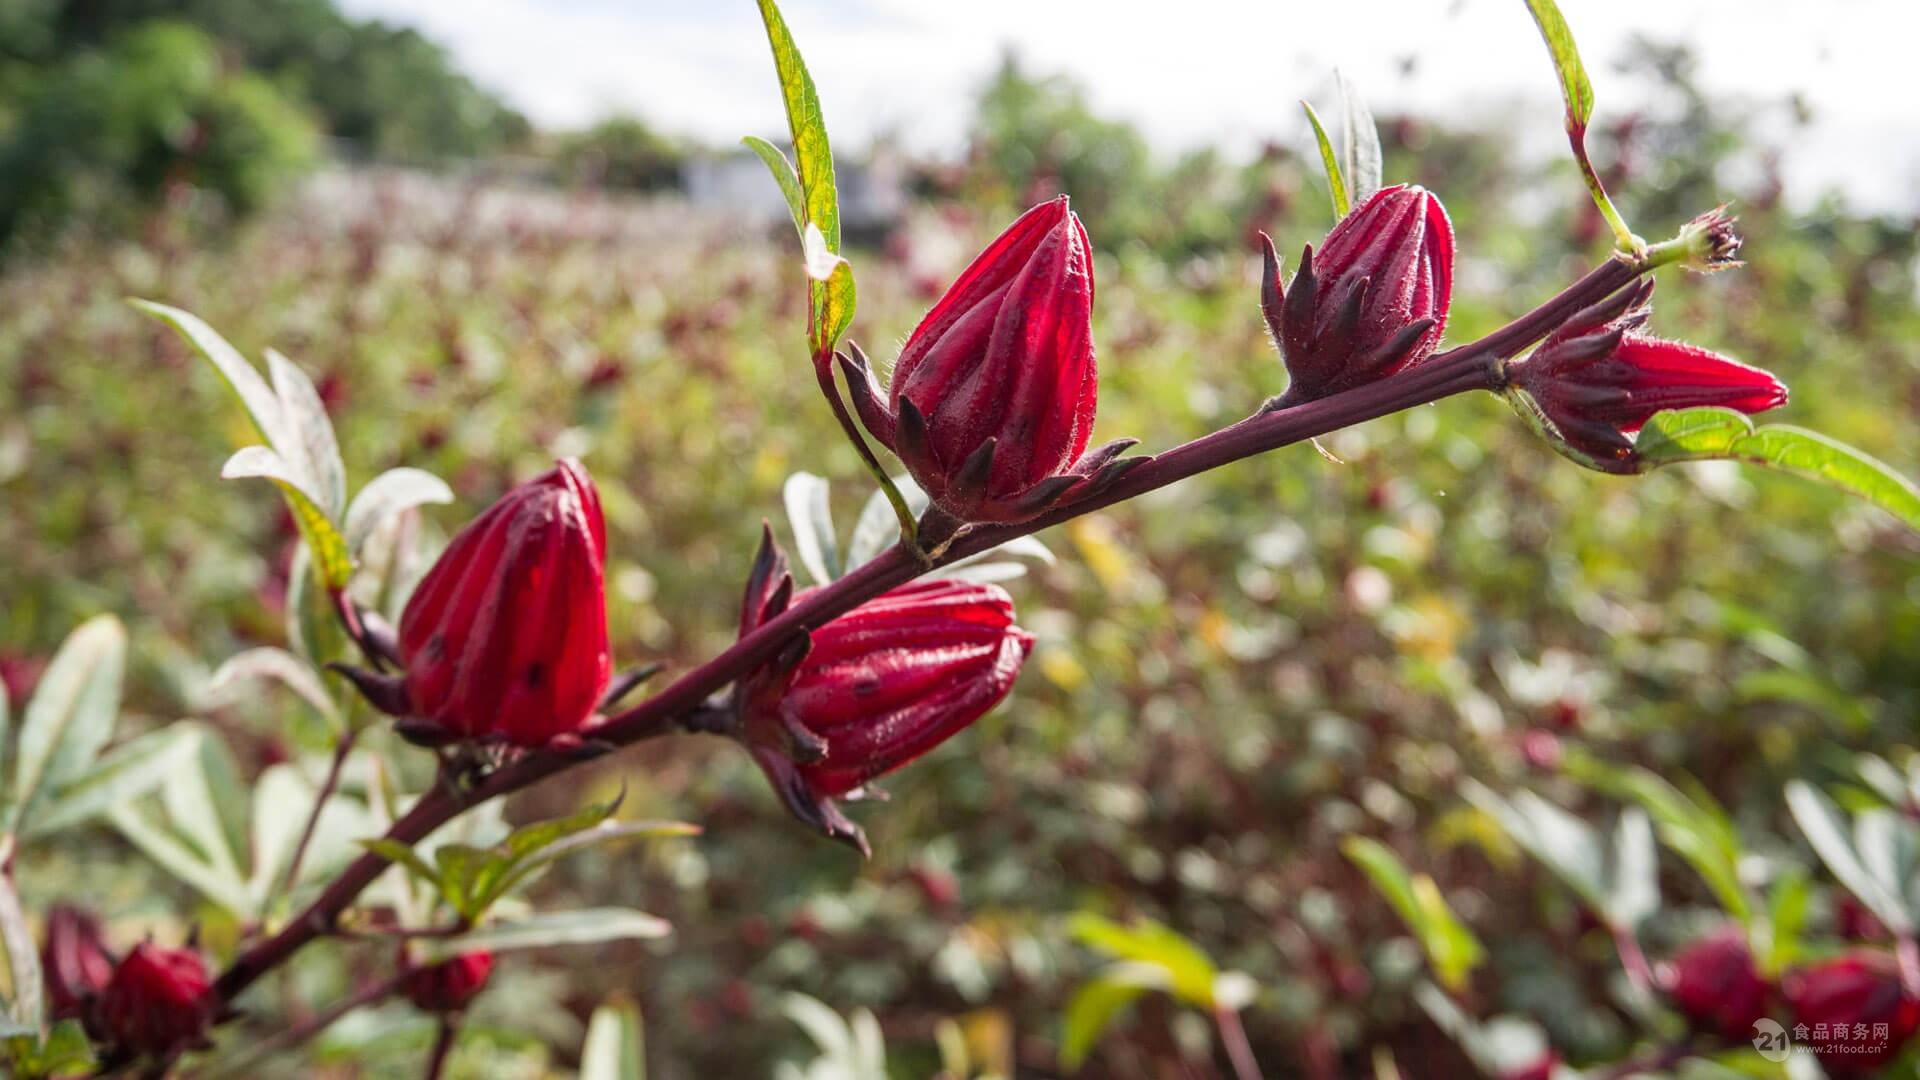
[336,0,1919,213]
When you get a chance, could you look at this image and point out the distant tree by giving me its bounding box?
[554,115,686,192]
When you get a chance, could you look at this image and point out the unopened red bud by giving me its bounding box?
[1263,184,1453,406]
[41,905,113,1024]
[1505,280,1787,474]
[395,459,612,747]
[1664,927,1771,1042]
[96,942,214,1059]
[1784,952,1920,1074]
[734,536,1033,854]
[402,950,495,1013]
[843,197,1099,523]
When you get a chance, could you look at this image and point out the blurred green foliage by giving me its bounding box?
[2,42,1920,1080]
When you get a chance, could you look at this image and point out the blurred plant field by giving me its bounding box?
[5,43,1920,1077]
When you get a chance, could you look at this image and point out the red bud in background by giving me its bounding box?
[1663,926,1771,1042]
[1262,184,1453,406]
[96,942,214,1059]
[843,197,1099,523]
[1783,952,1920,1074]
[1506,279,1787,474]
[733,533,1032,853]
[402,951,495,1013]
[41,905,113,1024]
[397,459,612,747]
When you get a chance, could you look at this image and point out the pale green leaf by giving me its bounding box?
[208,647,339,729]
[222,446,354,588]
[26,725,201,837]
[265,348,346,520]
[1336,71,1382,206]
[1302,100,1349,218]
[8,615,125,834]
[581,1003,645,1080]
[422,908,672,958]
[1565,755,1750,922]
[107,803,253,915]
[1607,808,1660,930]
[0,870,43,1035]
[783,471,840,584]
[131,300,288,449]
[1785,781,1915,933]
[742,135,806,239]
[361,837,441,892]
[1636,407,1920,532]
[343,467,453,556]
[1342,836,1485,992]
[160,731,248,884]
[1522,0,1594,131]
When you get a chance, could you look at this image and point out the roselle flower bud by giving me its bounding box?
[1505,279,1787,474]
[41,905,113,1023]
[395,459,612,747]
[1783,952,1920,1074]
[1261,184,1453,406]
[841,197,1103,524]
[733,532,1033,853]
[402,950,495,1013]
[1663,927,1771,1042]
[96,942,214,1058]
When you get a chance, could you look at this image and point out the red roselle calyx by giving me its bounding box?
[42,905,113,1024]
[368,459,612,747]
[402,950,495,1013]
[1503,279,1788,474]
[732,529,1034,853]
[1783,952,1920,1074]
[1663,926,1772,1042]
[96,941,215,1059]
[1261,184,1454,407]
[841,197,1137,525]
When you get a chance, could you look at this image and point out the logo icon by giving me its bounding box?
[1752,1018,1791,1063]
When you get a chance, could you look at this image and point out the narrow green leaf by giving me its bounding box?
[343,467,453,556]
[755,0,839,253]
[421,908,672,959]
[742,135,806,240]
[1068,914,1217,1009]
[1464,782,1607,912]
[1607,808,1660,930]
[1564,755,1750,922]
[1785,781,1915,934]
[1343,837,1485,992]
[264,348,346,520]
[1060,973,1154,1071]
[478,821,698,915]
[131,300,288,450]
[8,615,125,834]
[1522,0,1594,131]
[1336,72,1382,206]
[783,472,841,585]
[1301,100,1349,218]
[0,870,43,1036]
[160,731,248,885]
[208,647,340,729]
[26,726,201,837]
[1636,408,1920,532]
[285,543,346,668]
[433,843,492,920]
[222,446,355,588]
[361,837,442,893]
[107,803,253,915]
[581,1002,646,1080]
[1760,867,1811,974]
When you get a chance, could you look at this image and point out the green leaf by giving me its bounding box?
[1759,867,1811,974]
[1068,914,1217,1009]
[1785,781,1915,934]
[26,725,201,837]
[1522,0,1594,132]
[753,0,855,356]
[0,868,43,1036]
[1336,72,1382,206]
[2,1020,94,1079]
[1301,100,1349,218]
[1060,970,1157,1071]
[1607,808,1660,930]
[343,467,453,556]
[264,348,346,520]
[1635,408,1920,532]
[161,731,249,885]
[581,1002,645,1080]
[285,543,347,668]
[362,837,441,892]
[1463,782,1607,913]
[1342,837,1485,992]
[477,820,698,916]
[207,647,340,730]
[742,135,806,239]
[223,445,354,589]
[131,300,290,452]
[7,615,125,835]
[783,471,841,585]
[107,802,253,915]
[421,908,672,959]
[1565,755,1751,922]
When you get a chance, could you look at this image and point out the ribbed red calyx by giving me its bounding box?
[1665,926,1771,1042]
[1263,184,1453,405]
[398,458,611,747]
[1507,279,1788,473]
[1783,952,1920,1074]
[844,196,1097,523]
[402,950,495,1013]
[42,905,114,1023]
[731,532,1033,853]
[96,942,214,1059]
